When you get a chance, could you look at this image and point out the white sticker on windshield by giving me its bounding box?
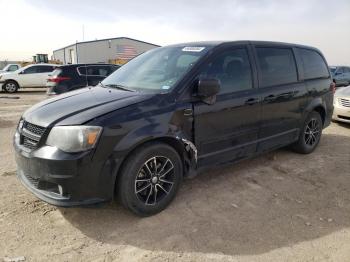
[182,47,205,52]
[162,85,171,90]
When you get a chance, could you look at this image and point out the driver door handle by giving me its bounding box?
[183,108,193,116]
[245,98,260,105]
[264,95,276,102]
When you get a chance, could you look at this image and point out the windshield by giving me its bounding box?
[330,67,337,74]
[101,46,210,93]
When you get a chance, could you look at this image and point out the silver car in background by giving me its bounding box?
[333,86,350,123]
[330,66,350,87]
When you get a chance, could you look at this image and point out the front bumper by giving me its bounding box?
[14,132,115,206]
[332,103,350,124]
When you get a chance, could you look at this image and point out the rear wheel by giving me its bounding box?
[4,81,19,93]
[292,111,323,154]
[117,142,183,216]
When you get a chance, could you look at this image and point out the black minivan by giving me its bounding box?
[14,41,334,216]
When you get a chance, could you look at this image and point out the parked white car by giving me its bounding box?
[0,64,58,93]
[0,64,21,74]
[333,85,350,123]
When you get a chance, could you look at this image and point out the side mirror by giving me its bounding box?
[196,78,220,105]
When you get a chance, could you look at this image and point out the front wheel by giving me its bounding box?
[117,142,183,216]
[4,81,19,93]
[292,111,323,154]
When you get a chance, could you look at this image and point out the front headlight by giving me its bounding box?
[46,126,102,153]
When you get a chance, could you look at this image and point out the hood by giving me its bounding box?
[335,86,350,98]
[22,86,153,127]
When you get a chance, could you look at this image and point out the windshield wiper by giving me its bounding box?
[101,83,136,92]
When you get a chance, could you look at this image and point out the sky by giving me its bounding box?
[0,0,349,65]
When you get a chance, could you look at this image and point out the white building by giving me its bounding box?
[52,37,160,65]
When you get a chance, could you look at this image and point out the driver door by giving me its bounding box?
[193,46,261,167]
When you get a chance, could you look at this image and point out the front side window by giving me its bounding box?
[23,66,39,74]
[256,47,298,87]
[298,48,329,79]
[102,46,211,93]
[199,48,253,94]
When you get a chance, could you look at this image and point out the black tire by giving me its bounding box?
[117,142,183,216]
[4,80,19,93]
[292,111,323,154]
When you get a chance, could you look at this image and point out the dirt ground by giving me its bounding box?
[0,89,349,262]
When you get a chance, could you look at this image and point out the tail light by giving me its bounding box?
[47,76,71,83]
[330,82,336,94]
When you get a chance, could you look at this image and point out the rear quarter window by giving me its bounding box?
[256,47,298,87]
[298,48,329,79]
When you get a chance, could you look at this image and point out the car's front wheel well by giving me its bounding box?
[113,137,186,194]
[3,79,20,89]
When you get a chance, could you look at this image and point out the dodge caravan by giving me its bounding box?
[14,41,334,216]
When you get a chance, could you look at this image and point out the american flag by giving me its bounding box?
[116,45,138,60]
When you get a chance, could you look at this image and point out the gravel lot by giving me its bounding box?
[0,89,350,262]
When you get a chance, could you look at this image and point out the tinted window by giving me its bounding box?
[256,47,298,87]
[37,66,55,73]
[23,66,39,74]
[109,65,119,74]
[78,66,111,77]
[97,67,109,77]
[298,48,329,79]
[200,48,253,94]
[337,67,343,74]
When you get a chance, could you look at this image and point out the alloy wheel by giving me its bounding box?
[304,118,320,146]
[135,156,175,205]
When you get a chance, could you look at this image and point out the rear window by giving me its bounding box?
[256,47,298,87]
[298,48,329,79]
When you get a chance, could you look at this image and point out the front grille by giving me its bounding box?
[23,137,38,150]
[24,173,40,188]
[20,121,46,150]
[339,98,350,107]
